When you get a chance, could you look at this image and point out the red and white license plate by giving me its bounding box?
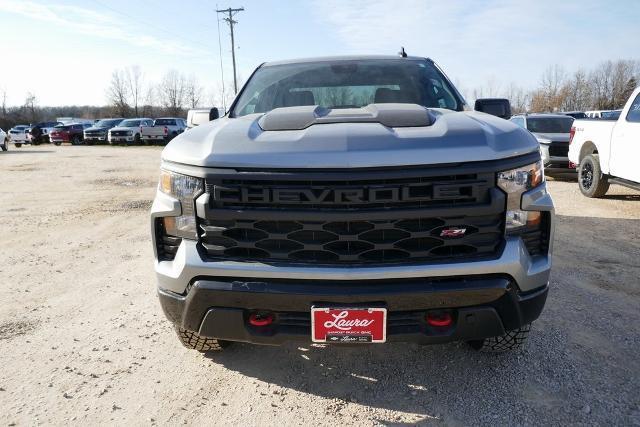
[311,307,387,343]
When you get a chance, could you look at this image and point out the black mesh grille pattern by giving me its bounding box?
[111,130,130,136]
[519,213,551,256]
[200,215,502,264]
[155,219,181,261]
[548,143,569,157]
[199,168,506,265]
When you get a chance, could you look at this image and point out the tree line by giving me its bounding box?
[467,59,639,114]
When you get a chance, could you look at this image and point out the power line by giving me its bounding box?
[216,7,244,94]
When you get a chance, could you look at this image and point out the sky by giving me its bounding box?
[0,0,638,107]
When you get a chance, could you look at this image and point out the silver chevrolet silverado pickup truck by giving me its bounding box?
[151,55,554,353]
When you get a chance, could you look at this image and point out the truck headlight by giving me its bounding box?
[127,130,133,136]
[159,170,203,239]
[497,160,544,231]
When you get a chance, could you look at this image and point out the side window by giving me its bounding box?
[626,93,640,123]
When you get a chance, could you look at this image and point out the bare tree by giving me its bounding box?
[126,66,144,117]
[107,69,130,117]
[142,85,157,117]
[560,69,592,111]
[158,70,186,116]
[185,75,203,109]
[24,92,38,122]
[1,87,6,118]
[503,83,529,114]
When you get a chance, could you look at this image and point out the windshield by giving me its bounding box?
[526,117,573,133]
[232,59,463,117]
[119,120,141,127]
[602,110,621,120]
[94,119,122,127]
[154,119,177,125]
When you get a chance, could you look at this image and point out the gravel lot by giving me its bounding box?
[1,145,639,426]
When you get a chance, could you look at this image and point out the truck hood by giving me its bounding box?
[532,132,570,143]
[109,126,135,132]
[162,108,539,169]
[85,126,110,132]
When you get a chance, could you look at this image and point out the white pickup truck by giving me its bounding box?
[569,87,640,197]
[140,117,187,144]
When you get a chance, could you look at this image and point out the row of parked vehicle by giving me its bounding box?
[4,117,188,148]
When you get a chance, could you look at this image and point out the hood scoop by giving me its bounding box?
[258,103,434,131]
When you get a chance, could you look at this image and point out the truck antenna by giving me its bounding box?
[399,47,407,58]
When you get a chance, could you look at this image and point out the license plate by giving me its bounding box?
[311,307,387,343]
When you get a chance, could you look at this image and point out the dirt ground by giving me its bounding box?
[1,145,639,426]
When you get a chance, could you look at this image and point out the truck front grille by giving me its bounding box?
[111,130,129,137]
[199,167,507,265]
[549,143,569,157]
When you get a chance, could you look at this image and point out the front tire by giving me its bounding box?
[72,135,81,145]
[175,327,229,352]
[578,154,609,198]
[15,143,21,148]
[467,324,531,353]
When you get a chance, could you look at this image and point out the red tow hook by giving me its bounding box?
[248,312,275,327]
[426,310,453,327]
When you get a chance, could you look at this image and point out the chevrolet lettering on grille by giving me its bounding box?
[214,183,471,205]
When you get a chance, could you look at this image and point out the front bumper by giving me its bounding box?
[109,136,134,143]
[158,275,548,344]
[84,135,107,141]
[152,181,554,345]
[540,144,571,170]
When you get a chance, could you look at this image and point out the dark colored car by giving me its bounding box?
[83,118,124,144]
[29,121,62,145]
[49,123,91,145]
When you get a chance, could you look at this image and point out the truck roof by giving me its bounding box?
[263,55,430,67]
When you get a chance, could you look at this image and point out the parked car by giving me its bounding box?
[141,117,187,144]
[152,55,554,353]
[510,113,574,170]
[29,121,62,145]
[108,118,154,145]
[49,123,91,145]
[560,111,587,119]
[569,87,640,197]
[83,118,124,144]
[186,108,219,129]
[8,125,30,147]
[0,128,7,151]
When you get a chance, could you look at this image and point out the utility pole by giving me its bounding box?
[216,7,244,94]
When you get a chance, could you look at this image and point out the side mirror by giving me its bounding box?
[209,107,220,121]
[474,98,512,119]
